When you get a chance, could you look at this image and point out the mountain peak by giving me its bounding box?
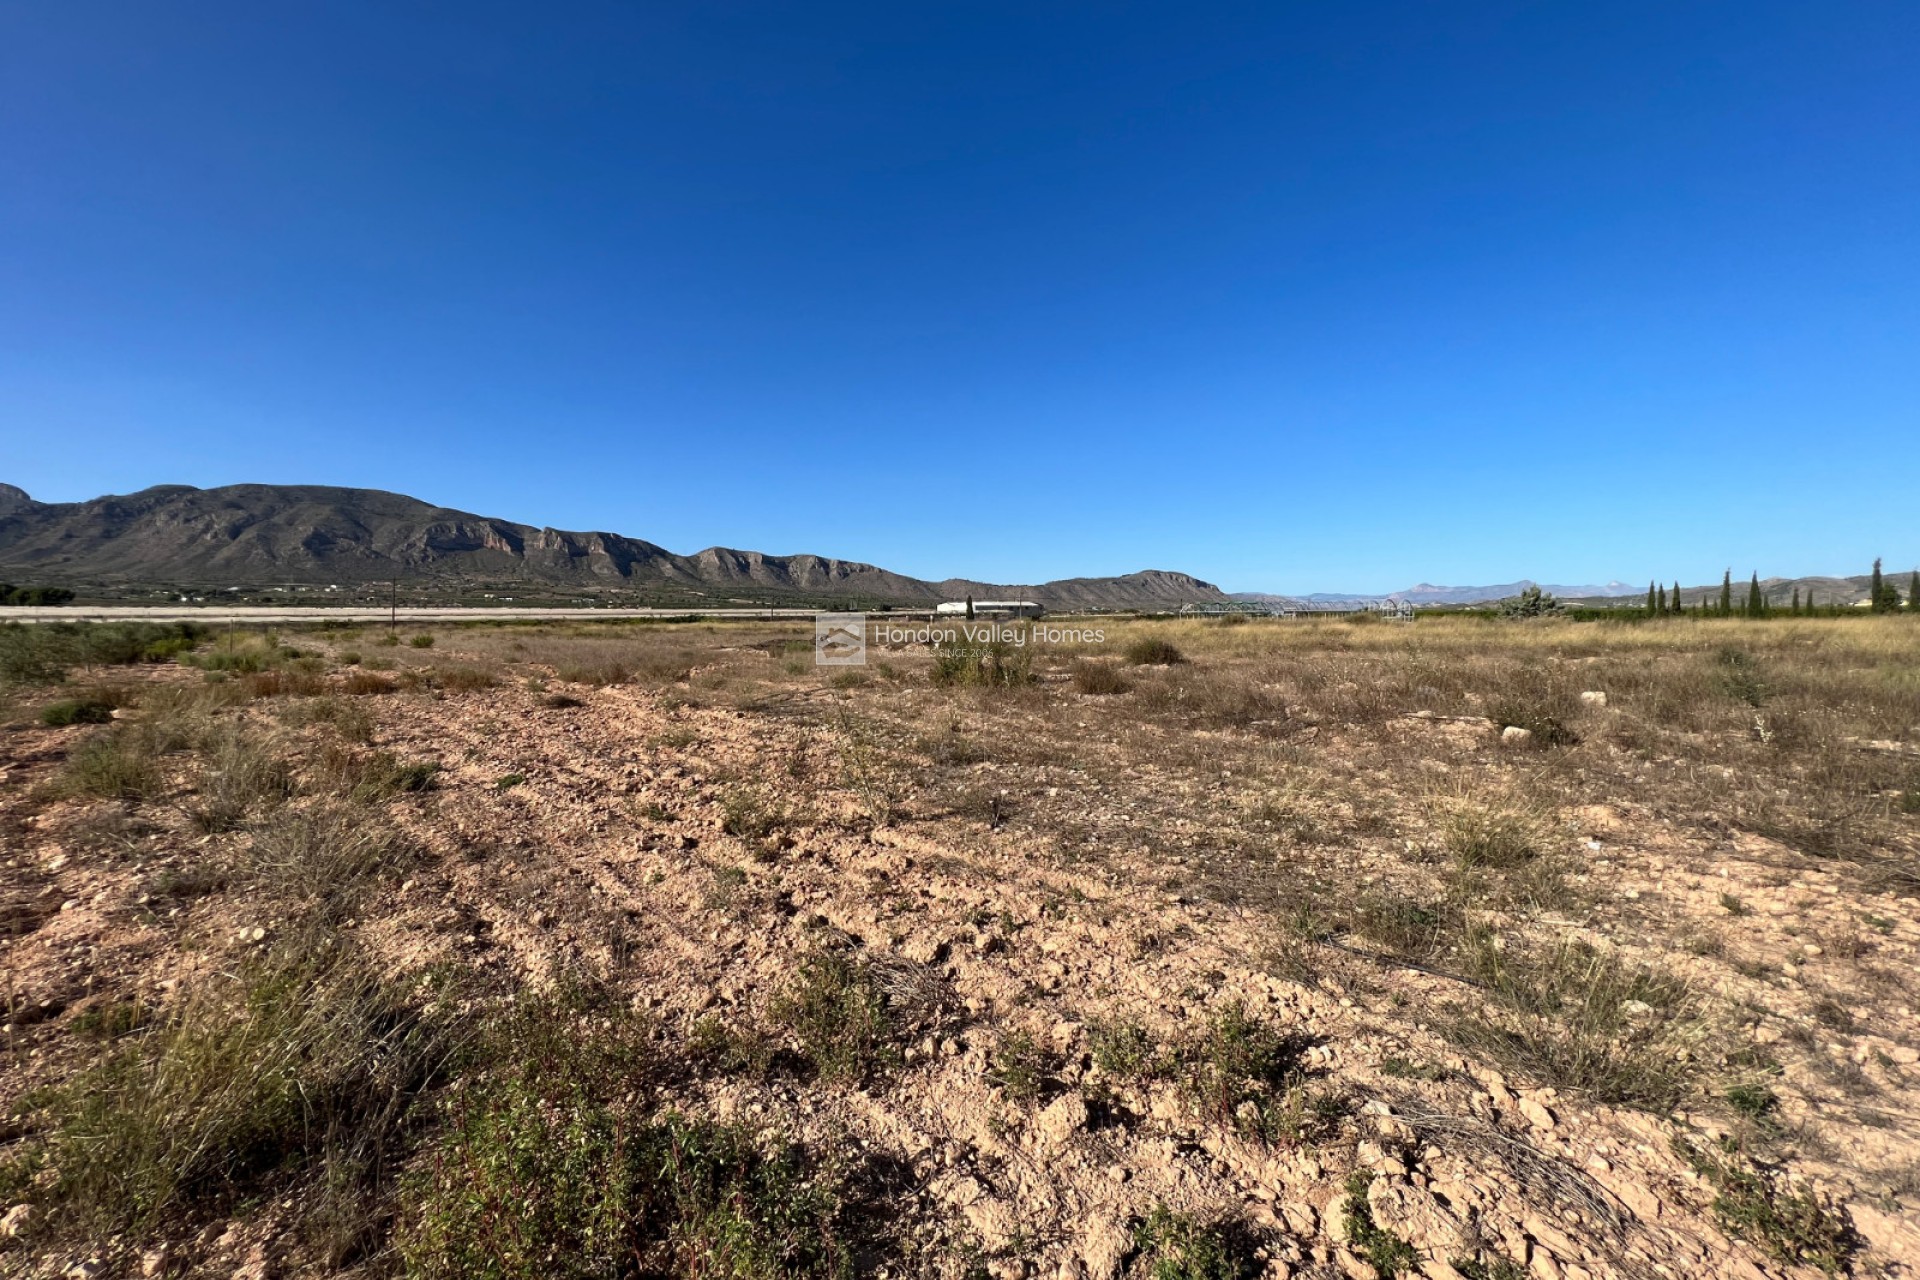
[0,484,39,517]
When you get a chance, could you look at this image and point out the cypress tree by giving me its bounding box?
[1871,558,1890,613]
[1657,584,1667,614]
[1791,586,1801,615]
[1673,581,1683,615]
[1646,581,1657,615]
[1719,570,1733,617]
[1910,571,1919,613]
[1747,572,1764,618]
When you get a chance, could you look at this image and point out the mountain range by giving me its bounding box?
[0,482,1225,610]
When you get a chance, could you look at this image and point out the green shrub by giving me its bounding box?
[399,995,868,1280]
[409,634,436,649]
[1129,1204,1260,1280]
[1090,1020,1160,1079]
[1179,1002,1308,1138]
[1341,1171,1419,1278]
[769,950,898,1083]
[1676,1138,1857,1274]
[986,1029,1057,1102]
[41,697,115,726]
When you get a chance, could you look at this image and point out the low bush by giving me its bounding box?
[184,724,296,833]
[1070,660,1131,695]
[1178,1002,1311,1139]
[770,951,896,1082]
[399,994,873,1280]
[408,634,436,649]
[1341,1171,1419,1278]
[1129,1204,1261,1280]
[986,1028,1059,1102]
[41,696,115,726]
[21,945,446,1244]
[929,641,1034,688]
[1676,1137,1857,1274]
[1123,636,1187,666]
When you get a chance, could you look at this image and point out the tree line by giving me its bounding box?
[0,583,77,606]
[1638,560,1918,618]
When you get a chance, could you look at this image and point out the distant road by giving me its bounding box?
[2,605,843,625]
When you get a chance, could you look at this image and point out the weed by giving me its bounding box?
[59,726,165,800]
[245,802,414,910]
[1179,1002,1308,1138]
[70,1000,153,1040]
[1676,1137,1857,1274]
[1128,1204,1260,1280]
[1719,893,1751,916]
[1725,1083,1780,1131]
[930,641,1035,688]
[721,786,792,841]
[1341,1171,1419,1277]
[341,670,398,695]
[1451,937,1693,1109]
[1441,800,1543,870]
[1090,1020,1160,1080]
[1488,684,1579,746]
[434,665,498,692]
[28,944,446,1242]
[400,993,870,1279]
[1452,1258,1526,1280]
[495,773,526,791]
[409,634,436,648]
[184,724,295,832]
[689,1015,778,1079]
[1716,648,1768,707]
[986,1029,1058,1102]
[769,950,899,1083]
[1380,1056,1448,1082]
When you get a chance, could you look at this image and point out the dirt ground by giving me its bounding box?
[2,615,1917,1279]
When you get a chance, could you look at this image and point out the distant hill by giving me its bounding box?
[1234,574,1910,609]
[1232,579,1641,607]
[0,482,1227,611]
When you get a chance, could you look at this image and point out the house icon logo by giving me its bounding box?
[814,613,867,666]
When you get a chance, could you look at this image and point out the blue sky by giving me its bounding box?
[3,3,1915,594]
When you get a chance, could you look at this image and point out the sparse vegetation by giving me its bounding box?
[1677,1137,1858,1274]
[1128,1204,1260,1280]
[769,949,900,1083]
[1341,1171,1419,1277]
[5,612,1916,1278]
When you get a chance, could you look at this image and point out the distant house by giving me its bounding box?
[935,600,1044,619]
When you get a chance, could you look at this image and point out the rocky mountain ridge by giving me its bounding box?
[0,483,1226,609]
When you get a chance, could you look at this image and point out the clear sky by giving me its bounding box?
[3,3,1915,594]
